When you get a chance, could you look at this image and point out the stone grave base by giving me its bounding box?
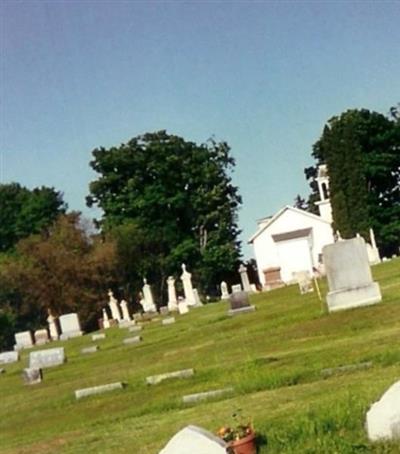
[60,330,83,340]
[228,305,256,316]
[327,282,382,312]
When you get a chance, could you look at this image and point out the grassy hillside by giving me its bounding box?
[1,258,399,454]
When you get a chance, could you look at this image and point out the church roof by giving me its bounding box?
[248,205,331,244]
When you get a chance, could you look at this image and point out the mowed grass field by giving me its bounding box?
[0,259,399,454]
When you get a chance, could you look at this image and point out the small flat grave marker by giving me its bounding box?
[182,387,233,404]
[321,361,372,378]
[128,325,142,333]
[118,320,136,329]
[23,368,42,385]
[29,347,65,369]
[75,382,124,400]
[92,333,106,341]
[0,351,19,364]
[146,368,194,385]
[81,346,99,354]
[162,317,175,326]
[123,336,142,345]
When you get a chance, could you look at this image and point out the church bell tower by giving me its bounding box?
[315,164,333,223]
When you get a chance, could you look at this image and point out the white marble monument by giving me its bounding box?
[220,281,229,300]
[323,237,382,312]
[239,264,252,292]
[167,276,178,311]
[102,308,110,329]
[108,290,122,322]
[181,264,196,306]
[47,311,59,340]
[120,299,131,321]
[142,279,157,312]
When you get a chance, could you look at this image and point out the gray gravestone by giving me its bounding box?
[228,291,255,316]
[159,425,227,454]
[75,382,124,399]
[59,313,83,340]
[182,387,233,404]
[231,284,242,293]
[92,333,106,341]
[34,329,49,346]
[81,346,99,354]
[323,237,382,312]
[29,347,65,369]
[162,317,175,326]
[123,336,142,345]
[128,325,142,333]
[23,368,42,385]
[0,351,19,364]
[146,368,194,385]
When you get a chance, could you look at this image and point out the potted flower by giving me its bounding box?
[217,410,257,454]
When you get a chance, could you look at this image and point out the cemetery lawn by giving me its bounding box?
[1,259,400,454]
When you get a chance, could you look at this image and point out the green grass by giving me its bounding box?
[1,258,399,453]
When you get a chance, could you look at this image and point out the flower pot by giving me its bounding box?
[228,430,257,454]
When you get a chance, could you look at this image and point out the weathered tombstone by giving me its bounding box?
[29,347,65,369]
[366,380,400,441]
[159,425,227,454]
[120,299,131,321]
[102,308,110,329]
[323,237,382,312]
[160,306,169,316]
[178,298,189,315]
[92,333,106,341]
[34,329,49,346]
[59,313,83,340]
[146,368,194,385]
[193,288,203,306]
[47,310,59,340]
[182,388,234,404]
[142,279,157,312]
[220,281,229,300]
[75,382,124,400]
[181,264,196,306]
[294,271,314,295]
[0,351,19,364]
[167,276,179,311]
[81,346,99,354]
[129,325,142,333]
[231,284,242,293]
[123,336,141,345]
[228,291,255,316]
[239,264,252,292]
[108,290,122,322]
[23,368,42,385]
[162,317,175,326]
[14,331,34,350]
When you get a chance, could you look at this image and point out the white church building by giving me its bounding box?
[249,165,335,288]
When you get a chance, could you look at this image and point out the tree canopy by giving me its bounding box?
[0,183,67,252]
[305,107,400,255]
[87,131,242,299]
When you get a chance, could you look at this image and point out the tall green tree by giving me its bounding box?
[305,107,400,255]
[87,131,242,299]
[0,183,67,252]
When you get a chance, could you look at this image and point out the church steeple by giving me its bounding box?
[315,164,333,223]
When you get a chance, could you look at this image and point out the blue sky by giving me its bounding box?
[1,1,399,258]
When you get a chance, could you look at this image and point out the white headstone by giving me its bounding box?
[14,331,34,350]
[59,313,83,340]
[366,380,400,441]
[231,284,242,293]
[142,279,157,312]
[323,237,382,312]
[220,281,229,300]
[120,300,131,321]
[23,368,42,385]
[239,264,252,292]
[102,308,110,329]
[294,271,314,295]
[29,347,65,368]
[178,298,189,315]
[193,288,203,306]
[108,290,122,321]
[46,312,59,340]
[0,351,19,364]
[159,425,227,454]
[181,264,196,306]
[167,276,178,311]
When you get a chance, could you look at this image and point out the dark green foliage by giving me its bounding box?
[87,131,242,299]
[305,107,400,255]
[0,183,67,252]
